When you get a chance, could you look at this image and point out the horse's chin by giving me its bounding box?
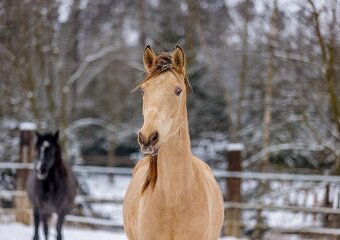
[141,146,159,156]
[36,172,48,180]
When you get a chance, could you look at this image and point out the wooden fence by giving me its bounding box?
[1,162,340,238]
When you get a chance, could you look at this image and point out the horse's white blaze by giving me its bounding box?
[36,141,50,175]
[35,160,42,171]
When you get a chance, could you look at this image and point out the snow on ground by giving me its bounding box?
[0,222,243,240]
[0,222,127,240]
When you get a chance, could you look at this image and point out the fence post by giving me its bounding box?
[15,122,36,224]
[107,136,116,183]
[224,143,244,237]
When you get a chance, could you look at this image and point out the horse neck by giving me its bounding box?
[51,145,67,177]
[156,100,193,194]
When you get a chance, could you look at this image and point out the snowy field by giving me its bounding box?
[0,222,241,240]
[0,222,127,240]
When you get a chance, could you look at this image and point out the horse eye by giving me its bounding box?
[140,88,144,95]
[175,87,182,96]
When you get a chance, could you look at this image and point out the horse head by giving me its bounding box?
[34,131,60,180]
[137,45,191,156]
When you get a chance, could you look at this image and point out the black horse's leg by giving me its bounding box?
[42,214,49,240]
[33,209,40,240]
[56,212,66,240]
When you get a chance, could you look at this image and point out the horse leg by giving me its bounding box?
[33,209,40,240]
[42,214,49,240]
[56,212,66,240]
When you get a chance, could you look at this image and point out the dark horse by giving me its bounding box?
[27,131,77,240]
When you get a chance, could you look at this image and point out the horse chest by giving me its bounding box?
[138,192,210,240]
[37,180,65,208]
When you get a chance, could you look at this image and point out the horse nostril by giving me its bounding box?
[40,165,47,173]
[138,132,145,145]
[150,132,159,146]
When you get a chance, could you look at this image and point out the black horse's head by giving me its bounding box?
[34,131,60,180]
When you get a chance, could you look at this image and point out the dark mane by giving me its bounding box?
[54,142,68,177]
[135,52,192,94]
[141,155,158,194]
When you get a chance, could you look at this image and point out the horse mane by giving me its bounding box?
[135,52,192,94]
[141,155,158,194]
[54,142,68,177]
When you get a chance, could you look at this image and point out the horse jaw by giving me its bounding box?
[36,172,48,180]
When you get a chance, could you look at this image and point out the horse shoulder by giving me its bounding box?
[124,157,149,239]
[26,171,38,204]
[192,156,222,196]
[189,156,221,208]
[125,157,149,198]
[192,156,215,179]
[65,164,77,195]
[132,157,149,176]
[192,156,224,237]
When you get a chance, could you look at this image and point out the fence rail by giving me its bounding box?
[2,190,340,215]
[224,202,340,214]
[1,162,340,237]
[2,162,340,182]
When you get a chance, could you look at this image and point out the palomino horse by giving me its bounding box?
[27,131,77,240]
[123,46,224,240]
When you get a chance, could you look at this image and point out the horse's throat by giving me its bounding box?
[156,124,193,192]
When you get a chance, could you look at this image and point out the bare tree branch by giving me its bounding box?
[244,143,326,168]
[68,45,119,87]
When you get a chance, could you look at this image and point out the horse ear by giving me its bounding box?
[53,131,59,142]
[35,131,41,139]
[143,45,156,74]
[172,45,186,74]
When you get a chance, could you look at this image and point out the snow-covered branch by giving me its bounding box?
[68,46,119,87]
[64,118,119,135]
[0,43,16,61]
[243,143,325,168]
[273,50,310,64]
[76,59,113,94]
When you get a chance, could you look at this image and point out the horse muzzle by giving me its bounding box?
[36,171,48,180]
[138,130,160,156]
[35,161,48,180]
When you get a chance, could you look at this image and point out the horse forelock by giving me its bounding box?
[135,52,192,94]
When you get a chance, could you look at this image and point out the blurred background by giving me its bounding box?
[0,0,340,239]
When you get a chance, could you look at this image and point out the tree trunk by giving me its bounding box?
[138,0,146,46]
[261,0,279,168]
[307,0,340,173]
[236,2,250,135]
